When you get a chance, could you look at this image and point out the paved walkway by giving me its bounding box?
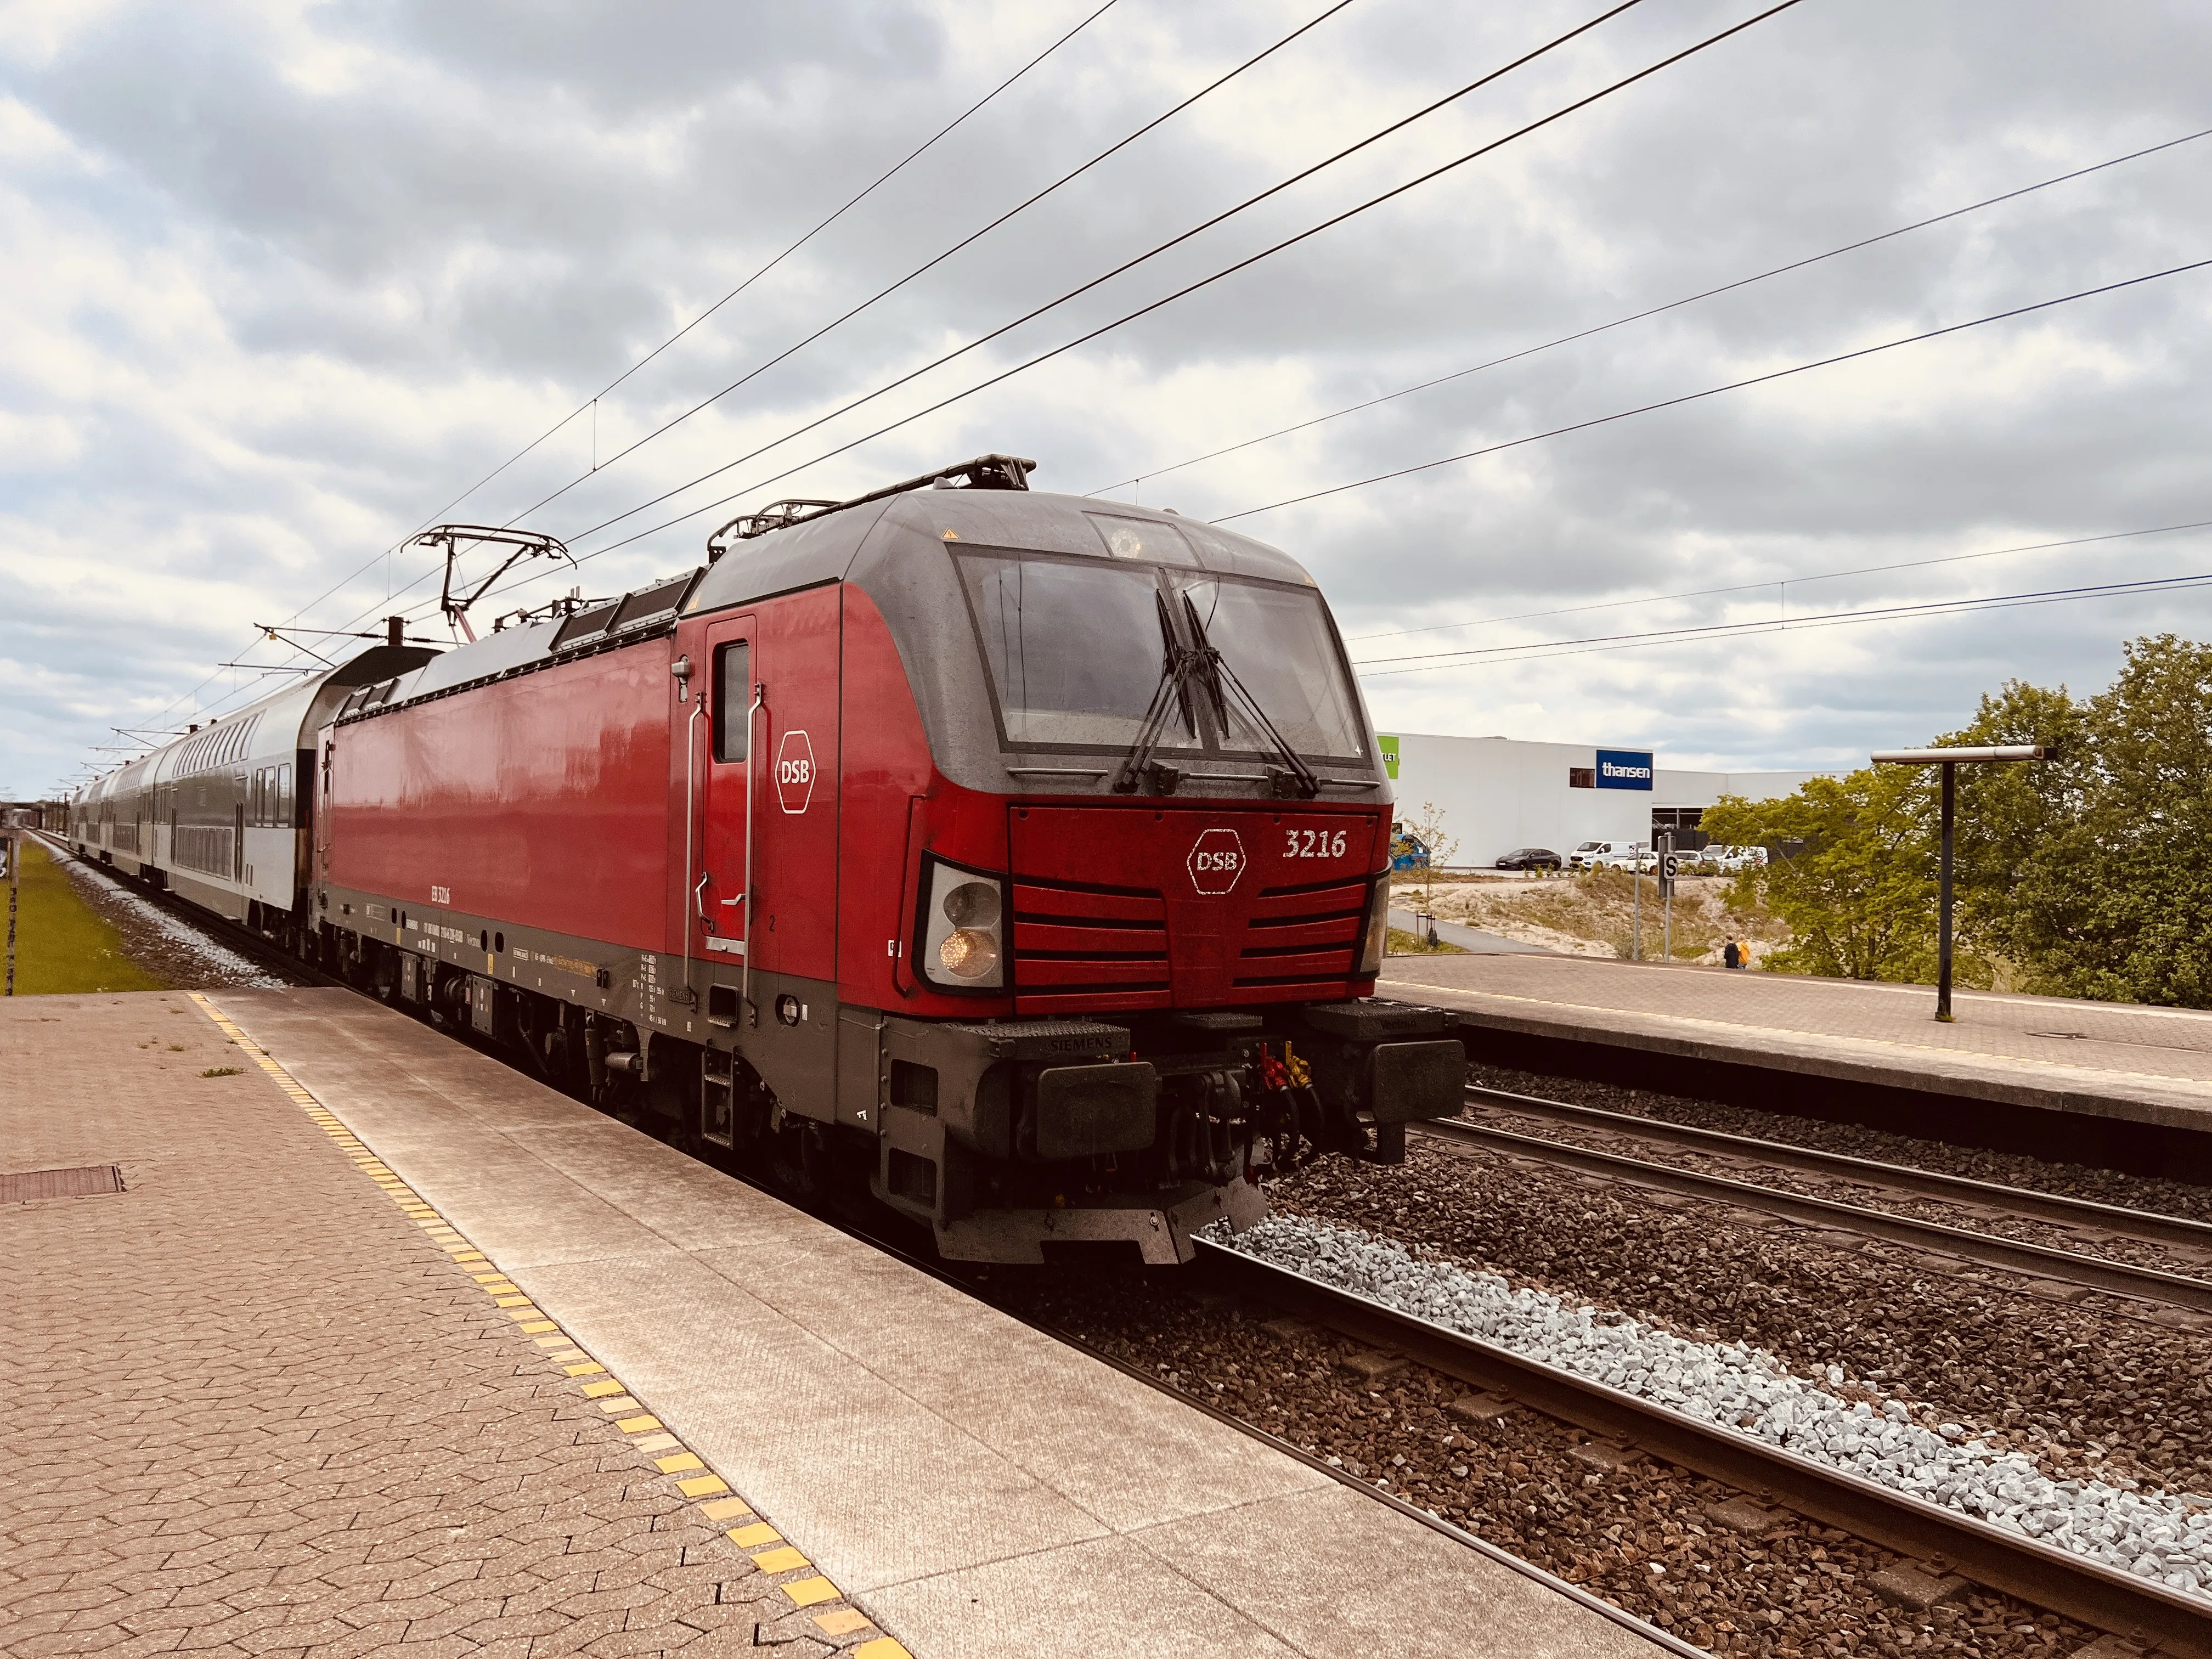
[1386,906,1551,957]
[0,991,896,1659]
[188,988,1660,1659]
[1379,953,2212,1130]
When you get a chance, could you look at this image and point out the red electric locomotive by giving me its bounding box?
[74,455,1465,1262]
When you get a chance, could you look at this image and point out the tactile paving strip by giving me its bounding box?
[189,991,910,1659]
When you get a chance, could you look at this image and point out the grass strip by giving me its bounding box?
[5,839,170,994]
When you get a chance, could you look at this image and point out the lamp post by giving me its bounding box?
[1870,745,2044,1022]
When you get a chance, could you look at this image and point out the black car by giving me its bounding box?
[1494,847,1562,871]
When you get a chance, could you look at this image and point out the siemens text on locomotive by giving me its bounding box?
[71,455,1465,1262]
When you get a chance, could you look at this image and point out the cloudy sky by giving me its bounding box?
[4,0,2209,796]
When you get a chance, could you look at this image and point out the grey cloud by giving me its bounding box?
[5,0,2211,795]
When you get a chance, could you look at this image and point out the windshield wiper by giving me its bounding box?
[1110,593,1203,795]
[1180,594,1320,800]
[1110,592,1325,799]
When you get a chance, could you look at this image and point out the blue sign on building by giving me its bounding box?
[1595,748,1654,791]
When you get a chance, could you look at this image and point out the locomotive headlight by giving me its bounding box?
[938,927,999,979]
[918,857,1007,991]
[942,880,1001,930]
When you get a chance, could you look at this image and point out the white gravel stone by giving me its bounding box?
[1214,1212,2212,1600]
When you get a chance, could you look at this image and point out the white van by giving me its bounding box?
[1570,840,1653,872]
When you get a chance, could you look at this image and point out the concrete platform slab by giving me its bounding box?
[200,987,1669,1658]
[1383,951,2212,1135]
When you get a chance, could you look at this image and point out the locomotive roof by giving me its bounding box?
[311,473,1383,805]
[682,488,1314,619]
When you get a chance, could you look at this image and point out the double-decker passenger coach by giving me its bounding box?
[76,456,1464,1261]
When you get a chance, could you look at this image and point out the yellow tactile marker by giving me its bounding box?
[188,994,912,1658]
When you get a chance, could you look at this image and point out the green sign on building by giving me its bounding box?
[1377,734,1400,780]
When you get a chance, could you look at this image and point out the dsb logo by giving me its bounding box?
[776,730,817,815]
[1187,827,1246,895]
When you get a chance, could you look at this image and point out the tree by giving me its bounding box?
[1700,768,1952,982]
[1391,801,1459,911]
[1702,634,2212,1006]
[1954,636,2212,1005]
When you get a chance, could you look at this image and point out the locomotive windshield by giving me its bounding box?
[957,548,1367,759]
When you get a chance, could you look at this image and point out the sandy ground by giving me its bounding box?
[1391,868,1787,965]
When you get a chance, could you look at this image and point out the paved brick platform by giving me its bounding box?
[0,992,883,1658]
[193,988,1667,1659]
[1379,953,2212,1132]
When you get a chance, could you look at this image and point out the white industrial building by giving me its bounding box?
[1378,732,1833,867]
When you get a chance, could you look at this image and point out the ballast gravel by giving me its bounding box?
[1284,1134,2212,1500]
[991,1270,2094,1655]
[1215,1212,2212,1600]
[47,842,290,989]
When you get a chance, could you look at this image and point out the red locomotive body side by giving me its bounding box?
[753,588,843,984]
[830,584,943,1015]
[326,645,672,951]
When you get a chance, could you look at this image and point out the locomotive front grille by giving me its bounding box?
[1010,877,1171,1013]
[1232,876,1367,990]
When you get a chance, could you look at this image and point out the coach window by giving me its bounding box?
[277,763,291,822]
[714,641,751,762]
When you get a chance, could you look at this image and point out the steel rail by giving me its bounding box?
[1417,1116,2212,1315]
[1196,1239,2212,1657]
[1462,1083,2212,1252]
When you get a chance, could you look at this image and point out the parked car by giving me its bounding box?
[1494,847,1562,871]
[1572,840,1655,872]
[1703,844,1770,872]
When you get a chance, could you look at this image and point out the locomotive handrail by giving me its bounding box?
[740,681,765,1027]
[676,658,703,1010]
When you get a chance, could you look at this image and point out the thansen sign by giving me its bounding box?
[1594,748,1654,791]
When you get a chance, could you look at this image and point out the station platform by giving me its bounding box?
[1,988,1667,1659]
[1380,951,2212,1148]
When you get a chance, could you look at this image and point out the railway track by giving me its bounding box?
[1429,1086,2212,1319]
[61,845,2210,1651]
[1195,1234,2212,1657]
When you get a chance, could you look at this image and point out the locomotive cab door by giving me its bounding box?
[699,617,757,969]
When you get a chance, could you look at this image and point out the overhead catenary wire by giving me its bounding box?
[515,0,1807,582]
[222,0,1800,672]
[497,0,1373,532]
[1346,518,2212,645]
[179,0,1383,708]
[418,0,1128,530]
[222,108,2203,701]
[126,1,1123,729]
[1212,255,2212,525]
[1353,567,2212,676]
[1086,123,2212,500]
